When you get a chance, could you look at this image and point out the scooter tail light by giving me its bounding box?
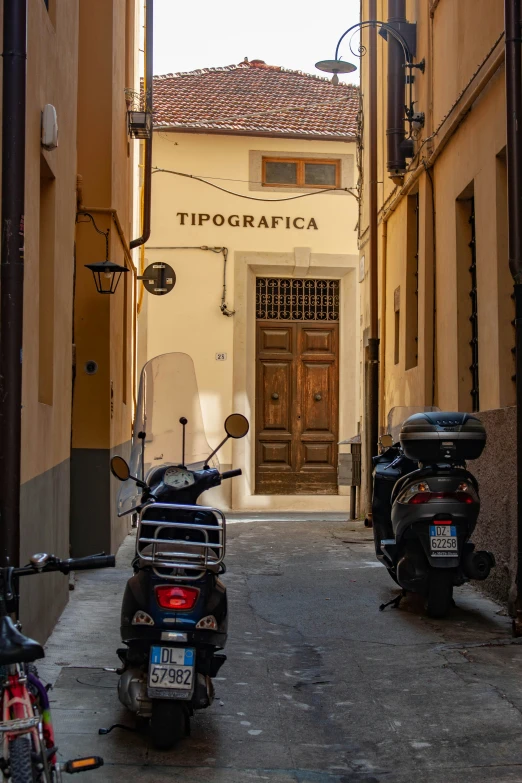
[155,585,199,610]
[196,615,218,631]
[409,491,475,505]
[132,611,154,626]
[398,482,430,504]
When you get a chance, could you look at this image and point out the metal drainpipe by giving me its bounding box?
[131,0,153,249]
[365,0,379,523]
[387,0,407,176]
[504,0,522,634]
[0,1,27,568]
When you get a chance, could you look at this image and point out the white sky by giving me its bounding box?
[153,0,360,85]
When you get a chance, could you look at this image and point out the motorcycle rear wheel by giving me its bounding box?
[150,700,186,750]
[426,570,453,618]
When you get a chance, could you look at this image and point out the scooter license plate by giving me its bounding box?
[148,646,195,691]
[430,525,458,557]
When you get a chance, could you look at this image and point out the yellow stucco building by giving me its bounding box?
[139,60,360,512]
[1,0,144,641]
[358,0,514,603]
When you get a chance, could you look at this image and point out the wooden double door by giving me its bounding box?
[255,321,339,495]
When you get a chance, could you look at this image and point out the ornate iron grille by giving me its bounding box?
[469,199,479,412]
[256,278,339,321]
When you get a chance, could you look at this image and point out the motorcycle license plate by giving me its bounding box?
[430,525,458,557]
[148,646,195,690]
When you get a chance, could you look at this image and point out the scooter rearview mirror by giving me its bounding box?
[110,456,131,482]
[224,413,250,440]
[380,434,393,450]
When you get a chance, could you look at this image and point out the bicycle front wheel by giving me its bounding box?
[9,735,36,783]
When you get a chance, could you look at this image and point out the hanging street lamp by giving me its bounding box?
[79,212,129,294]
[85,258,129,295]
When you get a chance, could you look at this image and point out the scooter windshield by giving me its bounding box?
[387,406,440,445]
[117,352,216,515]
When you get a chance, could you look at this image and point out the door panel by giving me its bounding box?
[260,328,292,354]
[301,328,334,354]
[260,442,292,466]
[302,443,333,465]
[256,324,295,485]
[301,362,333,433]
[256,319,338,495]
[260,361,291,431]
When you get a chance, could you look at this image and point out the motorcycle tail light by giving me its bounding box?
[132,611,154,626]
[156,585,199,610]
[196,615,218,630]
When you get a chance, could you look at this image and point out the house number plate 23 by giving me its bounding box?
[216,353,227,361]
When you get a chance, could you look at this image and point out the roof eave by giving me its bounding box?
[153,124,358,142]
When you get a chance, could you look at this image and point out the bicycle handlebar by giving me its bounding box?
[13,553,116,578]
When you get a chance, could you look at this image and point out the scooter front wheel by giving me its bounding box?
[425,569,453,618]
[150,700,186,750]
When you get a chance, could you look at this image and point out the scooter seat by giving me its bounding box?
[0,616,45,665]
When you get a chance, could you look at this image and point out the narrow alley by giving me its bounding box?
[42,517,522,783]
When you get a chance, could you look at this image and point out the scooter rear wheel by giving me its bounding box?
[150,700,186,750]
[425,570,453,618]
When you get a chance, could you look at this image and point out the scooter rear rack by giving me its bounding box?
[137,502,226,581]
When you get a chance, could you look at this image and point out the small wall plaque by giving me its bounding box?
[215,353,227,361]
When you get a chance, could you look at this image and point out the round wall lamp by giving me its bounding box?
[315,58,356,85]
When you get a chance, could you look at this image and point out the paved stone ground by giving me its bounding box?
[40,517,522,782]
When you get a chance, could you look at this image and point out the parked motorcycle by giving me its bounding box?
[371,407,495,618]
[0,551,115,781]
[110,352,248,750]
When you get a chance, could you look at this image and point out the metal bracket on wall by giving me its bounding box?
[144,245,235,316]
[380,20,417,57]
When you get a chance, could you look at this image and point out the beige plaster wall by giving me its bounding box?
[74,0,137,457]
[140,131,360,510]
[359,0,510,422]
[21,0,79,484]
[14,0,81,640]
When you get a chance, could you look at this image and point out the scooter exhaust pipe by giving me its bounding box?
[463,550,496,581]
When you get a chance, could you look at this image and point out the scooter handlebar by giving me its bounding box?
[65,555,116,572]
[221,469,242,480]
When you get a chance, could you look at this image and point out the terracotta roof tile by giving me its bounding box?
[152,60,359,139]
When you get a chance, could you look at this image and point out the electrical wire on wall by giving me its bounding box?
[141,245,234,317]
[147,165,359,318]
[152,167,360,202]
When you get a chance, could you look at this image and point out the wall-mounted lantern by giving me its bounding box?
[127,110,152,140]
[125,88,153,140]
[78,212,129,294]
[85,259,129,295]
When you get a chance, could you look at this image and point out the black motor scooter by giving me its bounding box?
[371,407,495,618]
[110,352,249,749]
